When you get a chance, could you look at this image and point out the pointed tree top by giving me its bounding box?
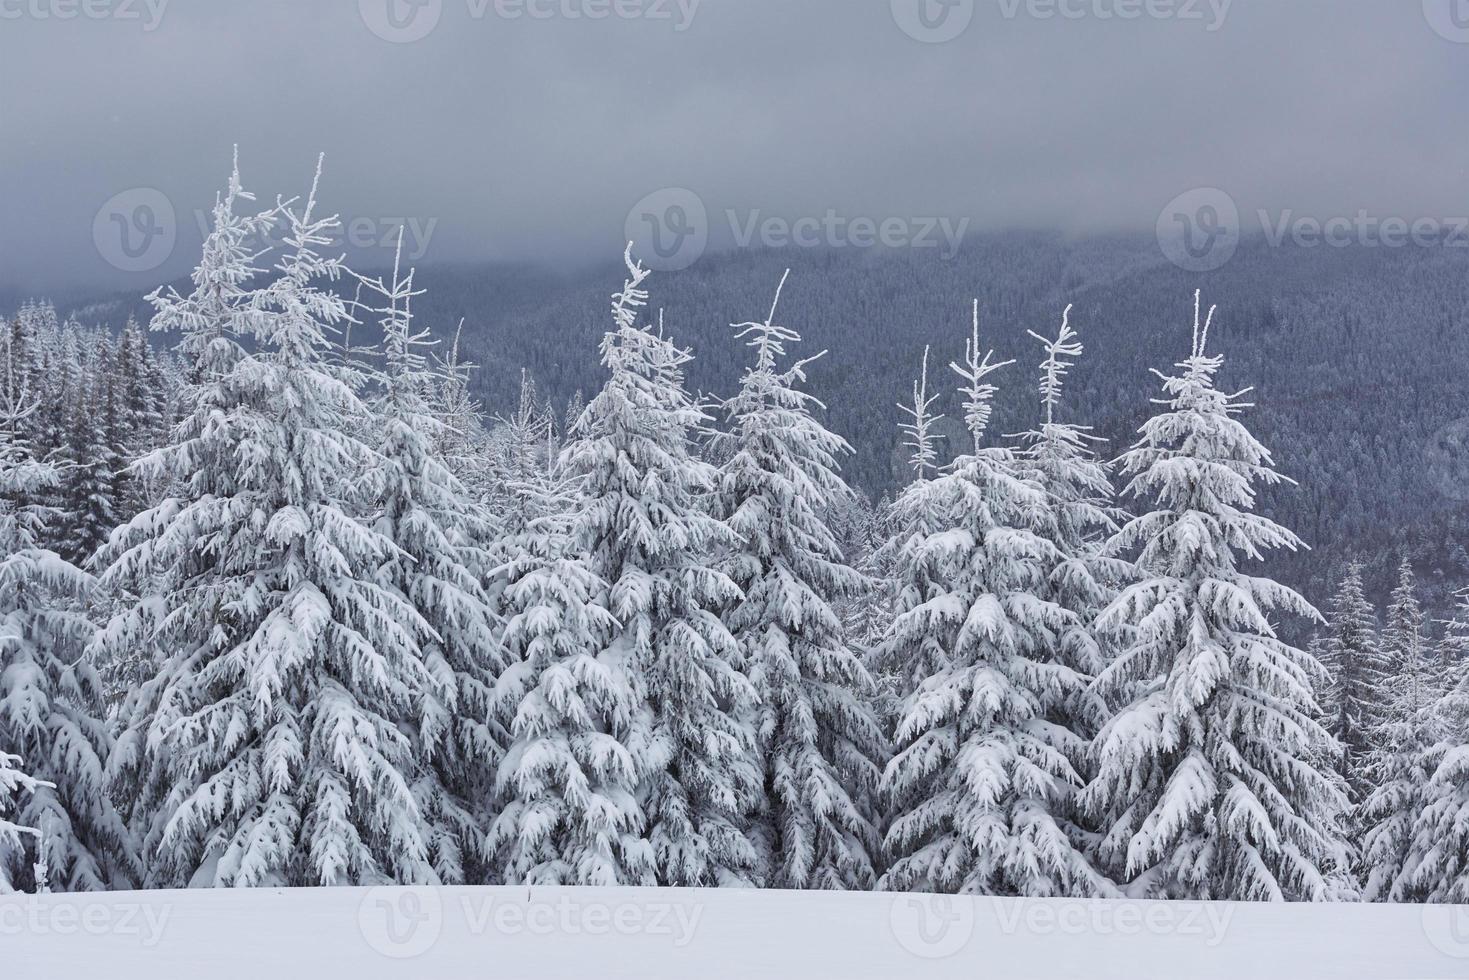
[950,299,1014,452]
[1026,303,1082,427]
[898,345,944,481]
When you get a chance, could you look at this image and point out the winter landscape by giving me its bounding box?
[5,2,1469,978]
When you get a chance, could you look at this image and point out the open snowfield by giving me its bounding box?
[7,886,1469,979]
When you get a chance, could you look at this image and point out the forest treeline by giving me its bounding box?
[1,160,1466,902]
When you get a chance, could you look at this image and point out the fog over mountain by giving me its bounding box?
[3,0,1467,292]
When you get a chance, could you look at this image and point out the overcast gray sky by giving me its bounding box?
[1,0,1466,291]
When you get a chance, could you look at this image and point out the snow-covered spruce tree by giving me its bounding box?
[564,245,759,887]
[1436,586,1469,693]
[0,751,46,893]
[114,317,167,515]
[714,271,885,890]
[355,235,507,885]
[58,349,120,566]
[1010,305,1122,738]
[1358,575,1441,902]
[869,348,951,723]
[1084,292,1348,901]
[429,322,498,504]
[1315,562,1390,800]
[881,303,1106,897]
[488,369,557,528]
[92,155,280,699]
[96,159,441,888]
[486,405,652,885]
[0,340,134,892]
[1398,632,1469,902]
[1383,558,1429,699]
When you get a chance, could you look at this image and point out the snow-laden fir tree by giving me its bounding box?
[1084,292,1348,901]
[488,370,556,528]
[1436,586,1469,693]
[355,234,508,884]
[96,159,442,887]
[58,347,120,566]
[0,751,46,893]
[714,271,885,890]
[113,317,167,515]
[1383,558,1428,698]
[429,322,499,504]
[564,245,760,887]
[1315,562,1390,799]
[0,338,134,892]
[869,348,952,722]
[1009,305,1122,738]
[881,302,1107,897]
[1399,639,1469,902]
[1358,569,1441,901]
[486,394,653,885]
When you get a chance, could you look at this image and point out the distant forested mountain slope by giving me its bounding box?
[46,233,1469,615]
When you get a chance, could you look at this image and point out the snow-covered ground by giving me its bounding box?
[7,886,1468,979]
